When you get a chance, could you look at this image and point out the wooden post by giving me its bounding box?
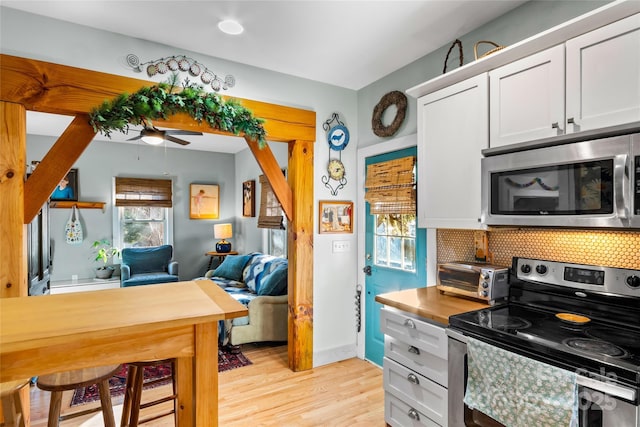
[0,101,27,298]
[287,140,314,371]
[0,101,30,425]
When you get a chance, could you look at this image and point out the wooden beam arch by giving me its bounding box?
[0,54,315,372]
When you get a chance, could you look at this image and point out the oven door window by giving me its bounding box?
[490,160,614,215]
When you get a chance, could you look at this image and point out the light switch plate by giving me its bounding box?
[332,240,350,253]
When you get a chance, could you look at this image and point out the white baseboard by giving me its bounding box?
[313,343,357,367]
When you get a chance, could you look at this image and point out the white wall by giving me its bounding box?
[2,6,358,366]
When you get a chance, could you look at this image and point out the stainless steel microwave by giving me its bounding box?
[481,132,640,228]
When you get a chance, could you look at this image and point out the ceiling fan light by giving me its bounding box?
[141,135,164,145]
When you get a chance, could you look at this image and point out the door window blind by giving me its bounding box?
[365,156,416,214]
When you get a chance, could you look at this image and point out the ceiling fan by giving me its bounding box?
[127,127,203,146]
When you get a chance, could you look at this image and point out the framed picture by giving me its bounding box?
[51,169,78,201]
[242,180,255,217]
[319,200,353,234]
[190,184,219,219]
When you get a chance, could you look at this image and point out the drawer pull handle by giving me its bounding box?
[403,319,416,329]
[408,408,420,421]
[408,345,420,355]
[407,373,420,385]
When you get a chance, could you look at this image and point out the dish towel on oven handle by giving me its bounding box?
[464,336,578,427]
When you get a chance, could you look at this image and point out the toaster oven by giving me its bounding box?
[437,262,509,304]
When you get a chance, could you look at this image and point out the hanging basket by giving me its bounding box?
[474,40,506,60]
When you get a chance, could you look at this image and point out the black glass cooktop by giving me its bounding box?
[450,303,640,385]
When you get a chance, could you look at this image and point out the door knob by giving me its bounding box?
[363,265,372,276]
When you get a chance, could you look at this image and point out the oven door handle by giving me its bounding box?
[577,375,636,401]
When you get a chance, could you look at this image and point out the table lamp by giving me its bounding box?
[214,223,233,253]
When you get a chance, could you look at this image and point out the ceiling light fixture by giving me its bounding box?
[140,129,165,145]
[218,19,244,35]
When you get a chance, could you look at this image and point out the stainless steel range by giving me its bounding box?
[447,257,640,427]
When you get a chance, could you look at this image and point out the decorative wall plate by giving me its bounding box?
[327,125,350,151]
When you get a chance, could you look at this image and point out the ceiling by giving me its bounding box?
[2,0,526,152]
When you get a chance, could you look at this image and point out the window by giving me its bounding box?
[366,156,417,271]
[257,174,284,230]
[374,213,416,271]
[112,177,173,248]
[267,228,287,258]
[258,172,287,258]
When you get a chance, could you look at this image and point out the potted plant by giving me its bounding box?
[92,239,121,279]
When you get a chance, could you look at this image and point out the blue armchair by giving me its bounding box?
[120,245,179,287]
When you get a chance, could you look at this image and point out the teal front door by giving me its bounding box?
[364,147,426,367]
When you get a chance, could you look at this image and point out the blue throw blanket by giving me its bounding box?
[464,337,578,427]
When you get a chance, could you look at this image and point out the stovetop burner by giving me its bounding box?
[479,312,531,332]
[562,338,628,358]
[586,327,640,349]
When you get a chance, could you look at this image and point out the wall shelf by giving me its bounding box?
[49,201,106,209]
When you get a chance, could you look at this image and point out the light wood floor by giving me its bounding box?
[28,344,385,426]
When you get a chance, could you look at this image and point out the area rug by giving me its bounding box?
[70,346,252,406]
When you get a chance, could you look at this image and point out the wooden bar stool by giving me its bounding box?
[120,359,177,427]
[36,365,121,427]
[1,379,30,427]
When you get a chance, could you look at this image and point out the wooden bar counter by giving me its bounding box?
[375,286,489,326]
[0,280,247,426]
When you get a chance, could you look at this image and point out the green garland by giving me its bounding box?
[88,76,267,147]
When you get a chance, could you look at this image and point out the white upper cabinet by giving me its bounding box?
[565,13,640,133]
[489,45,565,148]
[489,13,640,148]
[417,74,488,229]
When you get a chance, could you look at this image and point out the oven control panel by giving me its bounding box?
[513,257,640,297]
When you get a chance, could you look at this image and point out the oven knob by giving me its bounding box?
[482,282,489,289]
[520,264,531,274]
[627,275,640,288]
[535,265,548,275]
[481,291,489,297]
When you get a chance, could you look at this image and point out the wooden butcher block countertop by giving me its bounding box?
[375,286,489,326]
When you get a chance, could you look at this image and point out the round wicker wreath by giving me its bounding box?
[371,90,407,137]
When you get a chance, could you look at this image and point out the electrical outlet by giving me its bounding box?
[71,274,78,282]
[332,240,351,253]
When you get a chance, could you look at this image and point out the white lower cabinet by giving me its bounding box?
[386,392,442,427]
[382,308,448,426]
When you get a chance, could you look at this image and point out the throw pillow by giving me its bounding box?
[243,255,277,293]
[257,264,288,296]
[211,254,251,281]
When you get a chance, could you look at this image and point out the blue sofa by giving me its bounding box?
[203,252,288,345]
[120,245,179,287]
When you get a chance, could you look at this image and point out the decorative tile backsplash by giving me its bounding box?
[437,229,640,269]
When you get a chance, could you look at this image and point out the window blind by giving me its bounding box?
[115,177,173,207]
[365,156,416,214]
[258,174,285,229]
